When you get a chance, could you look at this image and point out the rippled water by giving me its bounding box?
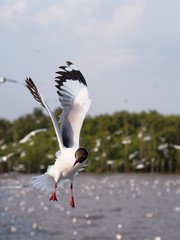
[0,173,180,240]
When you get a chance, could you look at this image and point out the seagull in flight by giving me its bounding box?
[0,76,25,86]
[19,128,47,144]
[25,61,91,207]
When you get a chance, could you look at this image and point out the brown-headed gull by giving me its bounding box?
[25,61,91,207]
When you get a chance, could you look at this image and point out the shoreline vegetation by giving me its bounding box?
[0,108,180,174]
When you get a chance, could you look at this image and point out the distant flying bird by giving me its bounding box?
[157,143,169,158]
[0,76,25,86]
[19,128,47,144]
[171,144,180,150]
[0,152,16,162]
[25,61,91,207]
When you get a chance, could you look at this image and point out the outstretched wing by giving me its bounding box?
[25,77,45,108]
[55,61,91,148]
[25,77,62,149]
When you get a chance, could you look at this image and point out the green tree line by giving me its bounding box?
[0,109,180,174]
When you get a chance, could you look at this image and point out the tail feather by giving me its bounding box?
[32,174,54,192]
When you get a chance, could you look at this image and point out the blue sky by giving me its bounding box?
[0,0,180,120]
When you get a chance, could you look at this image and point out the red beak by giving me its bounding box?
[73,160,79,167]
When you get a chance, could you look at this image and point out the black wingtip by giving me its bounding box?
[25,77,46,109]
[66,61,73,66]
[55,61,87,89]
[25,77,34,87]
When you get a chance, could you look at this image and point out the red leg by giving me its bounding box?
[70,183,75,208]
[49,183,58,201]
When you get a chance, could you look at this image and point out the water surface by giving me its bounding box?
[0,173,180,240]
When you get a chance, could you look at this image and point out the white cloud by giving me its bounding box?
[35,0,101,25]
[106,0,144,37]
[1,0,180,119]
[74,0,146,70]
[0,0,26,22]
[79,0,180,70]
[62,0,145,41]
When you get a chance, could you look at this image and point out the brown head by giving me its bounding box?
[73,148,88,166]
